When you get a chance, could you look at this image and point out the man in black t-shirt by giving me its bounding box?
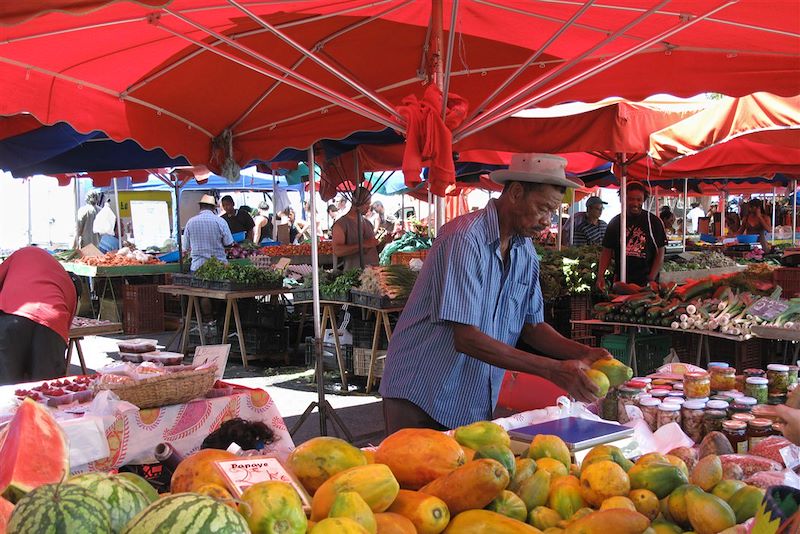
[597,182,667,290]
[220,195,256,242]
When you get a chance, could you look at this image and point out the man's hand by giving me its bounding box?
[583,348,613,365]
[772,404,800,445]
[548,359,600,403]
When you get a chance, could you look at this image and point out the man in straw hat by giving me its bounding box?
[380,154,612,432]
[183,194,234,272]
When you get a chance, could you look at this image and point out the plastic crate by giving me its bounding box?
[774,268,800,298]
[350,290,407,309]
[171,273,193,287]
[390,249,429,266]
[292,288,313,302]
[353,347,385,377]
[320,289,350,303]
[304,339,353,374]
[351,314,397,349]
[601,333,673,375]
[122,284,164,334]
[256,303,287,329]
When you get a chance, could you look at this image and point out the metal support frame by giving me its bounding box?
[619,159,627,283]
[793,180,798,247]
[682,178,688,250]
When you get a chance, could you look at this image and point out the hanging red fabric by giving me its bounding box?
[396,85,468,196]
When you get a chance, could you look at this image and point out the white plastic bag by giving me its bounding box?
[93,202,117,235]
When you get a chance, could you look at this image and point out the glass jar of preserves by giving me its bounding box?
[788,365,798,387]
[602,388,618,421]
[747,418,773,449]
[639,398,660,432]
[684,372,711,399]
[651,390,669,400]
[681,399,707,443]
[723,390,744,400]
[710,366,737,392]
[731,412,756,424]
[745,377,769,404]
[618,386,642,420]
[706,399,730,412]
[768,393,787,405]
[730,396,758,415]
[767,364,790,395]
[703,409,727,435]
[722,420,748,454]
[657,403,681,429]
[708,362,730,369]
[664,397,685,406]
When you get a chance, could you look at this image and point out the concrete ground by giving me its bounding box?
[68,330,387,447]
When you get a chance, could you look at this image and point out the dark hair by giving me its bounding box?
[502,181,567,195]
[749,199,764,212]
[659,206,673,216]
[623,182,650,201]
[200,418,275,451]
[327,204,338,214]
[69,273,82,301]
[220,195,234,204]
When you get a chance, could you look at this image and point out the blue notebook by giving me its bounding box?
[508,417,634,450]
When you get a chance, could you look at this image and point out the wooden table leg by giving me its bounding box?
[327,305,348,390]
[194,298,206,346]
[75,339,88,375]
[222,300,233,343]
[231,298,248,368]
[180,296,195,356]
[65,340,75,376]
[366,312,384,394]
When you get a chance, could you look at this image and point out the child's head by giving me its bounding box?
[201,418,275,451]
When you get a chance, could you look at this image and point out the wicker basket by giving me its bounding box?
[96,368,216,409]
[390,249,429,266]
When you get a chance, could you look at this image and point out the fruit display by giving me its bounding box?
[226,241,262,259]
[260,242,334,257]
[78,249,163,266]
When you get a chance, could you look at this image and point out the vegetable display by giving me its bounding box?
[359,265,419,300]
[379,231,432,265]
[663,251,737,271]
[226,241,261,259]
[537,246,601,301]
[194,257,283,288]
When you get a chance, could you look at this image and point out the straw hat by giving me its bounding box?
[199,194,217,206]
[490,153,584,188]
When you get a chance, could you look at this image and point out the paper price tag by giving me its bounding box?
[215,457,311,510]
[747,297,789,321]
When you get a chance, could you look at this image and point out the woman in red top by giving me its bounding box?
[0,247,80,385]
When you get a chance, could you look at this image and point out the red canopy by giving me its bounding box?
[0,1,797,177]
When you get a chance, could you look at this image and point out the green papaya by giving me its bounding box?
[547,484,585,520]
[581,445,634,473]
[685,486,735,534]
[590,358,633,387]
[486,490,528,522]
[628,462,688,499]
[475,444,516,478]
[711,480,746,503]
[509,458,537,493]
[453,421,510,450]
[528,506,562,530]
[516,469,551,510]
[727,485,764,523]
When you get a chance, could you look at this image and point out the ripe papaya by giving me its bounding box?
[311,464,400,521]
[649,520,682,534]
[311,517,370,534]
[443,510,542,533]
[664,455,689,479]
[666,484,694,528]
[628,461,688,499]
[585,369,610,397]
[579,460,630,507]
[373,513,416,534]
[599,496,636,511]
[581,444,633,473]
[329,491,377,534]
[419,458,509,515]
[688,454,722,492]
[486,490,527,522]
[375,428,465,490]
[516,469,551,510]
[475,444,516,477]
[528,506,562,530]
[535,457,569,479]
[590,358,633,387]
[287,436,368,494]
[548,483,585,520]
[529,435,571,469]
[509,458,537,493]
[453,421,511,450]
[386,489,450,534]
[727,485,764,523]
[685,486,736,534]
[563,509,650,534]
[461,446,476,462]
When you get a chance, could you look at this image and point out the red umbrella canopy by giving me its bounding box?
[0,1,797,171]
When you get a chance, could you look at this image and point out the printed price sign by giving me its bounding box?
[747,297,789,321]
[215,457,311,510]
[192,344,231,380]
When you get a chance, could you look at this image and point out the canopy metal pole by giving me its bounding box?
[174,179,183,263]
[114,177,122,245]
[720,190,726,238]
[682,178,688,250]
[308,148,325,435]
[569,200,575,247]
[26,178,32,246]
[556,205,562,251]
[272,173,278,242]
[772,187,777,242]
[793,180,797,247]
[356,154,365,269]
[619,158,627,283]
[431,0,447,231]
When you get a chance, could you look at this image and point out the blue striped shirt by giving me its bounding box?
[183,210,234,271]
[379,200,544,428]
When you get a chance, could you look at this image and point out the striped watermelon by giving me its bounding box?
[68,473,150,533]
[122,493,250,534]
[0,398,69,502]
[6,483,111,534]
[0,496,13,533]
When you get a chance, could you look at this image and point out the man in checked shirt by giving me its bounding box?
[380,154,612,432]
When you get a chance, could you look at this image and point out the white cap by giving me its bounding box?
[708,362,730,368]
[683,399,707,410]
[736,396,758,406]
[658,403,681,411]
[706,400,730,410]
[639,398,661,407]
[664,397,686,406]
[767,364,789,372]
[746,377,769,385]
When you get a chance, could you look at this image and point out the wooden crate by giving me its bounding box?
[122,284,164,334]
[353,347,385,378]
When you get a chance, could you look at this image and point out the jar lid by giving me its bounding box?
[658,403,681,412]
[746,377,769,385]
[667,391,685,397]
[788,365,799,372]
[711,366,736,374]
[686,371,710,379]
[650,385,673,390]
[664,398,686,406]
[651,390,669,397]
[708,362,730,368]
[682,399,707,410]
[748,418,773,428]
[633,377,652,384]
[710,395,732,403]
[692,397,709,404]
[672,383,685,390]
[639,398,661,407]
[736,396,758,406]
[722,420,747,431]
[723,390,744,398]
[732,413,756,422]
[706,400,730,410]
[626,380,648,389]
[744,368,766,376]
[618,387,641,394]
[767,364,790,372]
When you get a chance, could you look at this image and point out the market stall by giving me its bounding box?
[67,318,123,375]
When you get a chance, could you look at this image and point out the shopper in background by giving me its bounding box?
[183,195,234,272]
[597,182,667,290]
[220,195,256,242]
[380,154,611,432]
[0,247,80,385]
[572,197,608,245]
[252,201,274,245]
[659,206,677,235]
[739,198,771,249]
[332,186,381,270]
[686,202,706,233]
[73,190,101,249]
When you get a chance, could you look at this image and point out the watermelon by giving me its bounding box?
[6,483,111,534]
[121,494,250,534]
[68,473,150,533]
[0,398,69,502]
[116,473,159,503]
[0,496,13,533]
